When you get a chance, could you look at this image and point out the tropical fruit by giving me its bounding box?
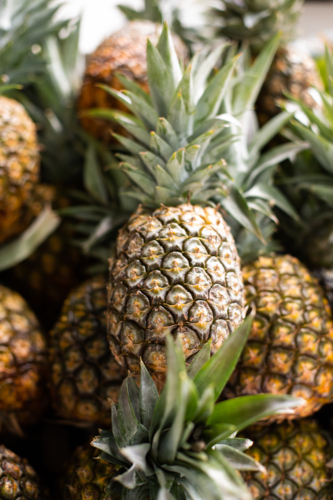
[0,445,44,500]
[104,26,302,383]
[224,254,333,420]
[49,276,126,427]
[77,20,188,142]
[214,0,321,126]
[243,419,333,499]
[0,285,48,432]
[92,323,302,500]
[0,96,39,244]
[108,204,244,381]
[62,442,118,500]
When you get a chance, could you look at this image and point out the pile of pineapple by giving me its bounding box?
[1,0,333,499]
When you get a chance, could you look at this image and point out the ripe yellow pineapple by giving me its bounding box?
[62,442,119,500]
[224,255,333,420]
[77,20,187,142]
[50,276,126,427]
[243,420,333,498]
[0,96,40,243]
[0,285,48,432]
[0,445,45,500]
[108,204,244,381]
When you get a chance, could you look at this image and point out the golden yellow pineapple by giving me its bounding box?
[0,285,48,432]
[0,96,40,243]
[0,445,45,500]
[50,276,126,427]
[77,20,188,142]
[108,204,244,382]
[62,442,119,500]
[224,254,333,420]
[243,420,333,499]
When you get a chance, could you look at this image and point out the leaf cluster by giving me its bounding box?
[92,318,303,500]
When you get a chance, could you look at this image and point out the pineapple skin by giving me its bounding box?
[314,269,333,313]
[108,204,245,381]
[256,47,321,127]
[225,255,333,420]
[77,20,188,142]
[62,443,119,500]
[0,96,39,243]
[0,285,48,428]
[0,445,44,500]
[50,276,126,427]
[243,420,333,499]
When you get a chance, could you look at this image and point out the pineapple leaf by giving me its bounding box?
[165,149,186,185]
[292,122,333,174]
[245,184,301,221]
[233,33,281,117]
[248,111,294,159]
[156,117,179,150]
[208,394,305,430]
[91,435,128,467]
[120,444,152,476]
[84,142,108,204]
[0,206,60,271]
[156,22,182,89]
[147,38,174,116]
[122,163,156,197]
[187,341,211,379]
[167,90,188,139]
[150,132,173,161]
[193,316,253,401]
[116,73,152,104]
[215,445,265,472]
[221,188,264,242]
[195,56,238,126]
[216,438,253,452]
[117,378,149,446]
[140,360,159,430]
[113,133,146,156]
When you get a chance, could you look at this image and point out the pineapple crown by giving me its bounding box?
[274,44,333,267]
[212,0,303,53]
[92,318,302,500]
[0,0,68,85]
[87,24,303,244]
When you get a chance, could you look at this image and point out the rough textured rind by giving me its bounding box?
[256,47,322,127]
[314,268,333,313]
[0,445,44,500]
[50,276,126,426]
[0,96,39,243]
[0,285,48,428]
[78,20,188,142]
[107,204,245,380]
[225,255,333,420]
[62,443,119,500]
[243,420,333,499]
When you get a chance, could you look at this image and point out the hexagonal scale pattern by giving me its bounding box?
[108,204,245,379]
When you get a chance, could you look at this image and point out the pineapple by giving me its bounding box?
[50,276,126,427]
[77,20,188,142]
[0,285,48,433]
[0,445,44,500]
[91,322,302,500]
[102,27,306,382]
[0,96,39,244]
[243,419,333,498]
[62,442,118,500]
[213,0,322,126]
[224,254,333,420]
